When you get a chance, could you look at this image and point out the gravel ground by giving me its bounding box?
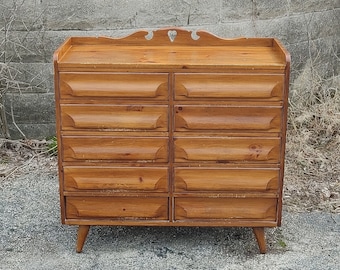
[1,148,340,269]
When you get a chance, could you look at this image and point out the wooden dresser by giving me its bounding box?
[53,28,290,253]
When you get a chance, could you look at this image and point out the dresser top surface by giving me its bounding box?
[54,28,290,71]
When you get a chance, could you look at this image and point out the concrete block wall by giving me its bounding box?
[0,0,339,138]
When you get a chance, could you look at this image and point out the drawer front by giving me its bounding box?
[174,137,280,163]
[174,106,281,132]
[174,168,279,192]
[174,74,284,100]
[66,197,168,219]
[60,73,168,99]
[61,105,168,131]
[63,137,168,162]
[175,198,277,220]
[64,166,168,191]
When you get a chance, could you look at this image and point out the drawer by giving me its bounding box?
[174,106,281,132]
[66,197,168,219]
[175,198,277,220]
[174,74,284,100]
[64,166,168,191]
[174,168,279,192]
[174,137,280,163]
[61,105,168,131]
[62,137,168,162]
[60,73,168,99]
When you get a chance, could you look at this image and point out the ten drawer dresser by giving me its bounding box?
[53,28,290,253]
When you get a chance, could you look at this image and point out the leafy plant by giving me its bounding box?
[46,136,57,155]
[278,239,287,248]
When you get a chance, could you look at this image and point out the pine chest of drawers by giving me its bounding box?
[54,28,290,253]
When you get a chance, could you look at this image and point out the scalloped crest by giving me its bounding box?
[70,28,272,47]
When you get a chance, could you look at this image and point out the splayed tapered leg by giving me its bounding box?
[76,225,90,253]
[253,227,266,254]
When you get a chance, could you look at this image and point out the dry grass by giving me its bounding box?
[284,62,340,213]
[0,138,57,179]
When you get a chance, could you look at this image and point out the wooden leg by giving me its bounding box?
[252,227,266,254]
[76,225,90,253]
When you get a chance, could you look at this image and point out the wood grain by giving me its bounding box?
[174,106,281,132]
[66,197,168,219]
[174,137,280,163]
[175,197,277,220]
[64,166,168,191]
[60,73,168,99]
[174,168,279,192]
[175,74,284,100]
[63,137,168,162]
[58,46,285,71]
[61,104,168,131]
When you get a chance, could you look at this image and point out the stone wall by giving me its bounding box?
[1,0,339,138]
